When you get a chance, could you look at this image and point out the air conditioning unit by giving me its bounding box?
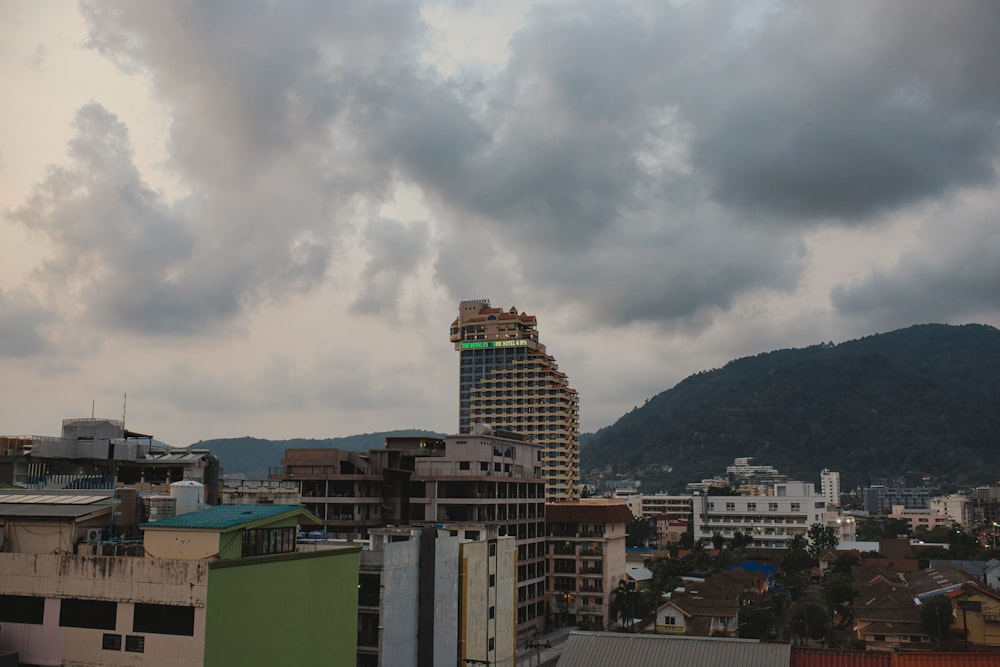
[85,528,104,543]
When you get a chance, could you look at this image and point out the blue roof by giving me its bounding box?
[142,504,306,530]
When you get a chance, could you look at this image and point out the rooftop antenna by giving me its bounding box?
[91,400,95,419]
[122,393,127,430]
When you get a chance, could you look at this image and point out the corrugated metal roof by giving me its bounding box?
[0,500,113,518]
[141,504,305,530]
[557,631,791,667]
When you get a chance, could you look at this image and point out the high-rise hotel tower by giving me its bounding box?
[450,299,580,501]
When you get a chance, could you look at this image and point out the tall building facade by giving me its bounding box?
[450,299,580,502]
[820,468,841,508]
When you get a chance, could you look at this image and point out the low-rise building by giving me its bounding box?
[0,497,359,666]
[692,482,826,548]
[546,498,632,630]
[889,505,953,534]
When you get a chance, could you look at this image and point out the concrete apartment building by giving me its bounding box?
[0,495,359,666]
[450,299,580,502]
[863,485,939,512]
[274,429,547,643]
[820,468,841,507]
[546,498,633,630]
[692,481,827,548]
[639,494,693,521]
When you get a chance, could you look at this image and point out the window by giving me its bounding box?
[60,599,117,630]
[125,635,145,653]
[790,503,800,512]
[747,502,757,511]
[133,603,195,636]
[874,634,886,642]
[708,502,715,511]
[488,638,495,652]
[459,461,470,470]
[489,606,495,619]
[102,634,122,651]
[725,502,735,511]
[768,503,778,511]
[241,526,296,557]
[0,594,44,624]
[815,501,826,508]
[489,574,496,588]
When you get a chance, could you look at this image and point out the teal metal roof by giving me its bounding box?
[142,504,306,530]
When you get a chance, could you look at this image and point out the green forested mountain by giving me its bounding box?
[582,324,1000,492]
[187,430,443,480]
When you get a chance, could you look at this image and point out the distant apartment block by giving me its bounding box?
[638,494,693,521]
[450,299,580,502]
[693,481,827,548]
[546,499,632,630]
[863,485,939,513]
[820,468,841,507]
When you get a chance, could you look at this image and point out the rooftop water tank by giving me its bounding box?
[170,480,205,516]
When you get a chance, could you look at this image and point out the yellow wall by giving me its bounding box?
[143,529,222,559]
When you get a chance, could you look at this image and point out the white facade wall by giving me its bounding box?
[929,494,970,526]
[820,469,841,508]
[693,483,825,548]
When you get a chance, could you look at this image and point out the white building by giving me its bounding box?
[820,469,841,508]
[929,493,970,527]
[692,481,826,548]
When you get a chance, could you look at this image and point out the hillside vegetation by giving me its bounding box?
[187,430,443,480]
[582,324,1000,492]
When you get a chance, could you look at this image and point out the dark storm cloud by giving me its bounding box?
[0,288,51,357]
[18,1,998,338]
[832,198,1000,327]
[675,2,1000,221]
[351,218,431,316]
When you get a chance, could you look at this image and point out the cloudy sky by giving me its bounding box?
[2,1,999,447]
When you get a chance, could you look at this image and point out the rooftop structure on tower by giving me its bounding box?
[450,299,580,502]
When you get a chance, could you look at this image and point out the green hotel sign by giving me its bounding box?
[461,339,528,349]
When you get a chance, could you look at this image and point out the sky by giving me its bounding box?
[2,1,999,447]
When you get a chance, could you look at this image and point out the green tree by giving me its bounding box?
[921,595,954,649]
[828,552,860,575]
[782,534,813,574]
[712,532,725,550]
[821,572,854,607]
[948,526,981,560]
[789,602,828,642]
[626,517,651,547]
[807,523,838,559]
[731,531,753,549]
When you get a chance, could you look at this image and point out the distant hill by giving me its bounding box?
[187,430,443,480]
[582,323,1000,492]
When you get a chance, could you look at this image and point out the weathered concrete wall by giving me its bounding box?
[143,529,221,560]
[380,537,421,666]
[0,553,208,605]
[0,553,208,666]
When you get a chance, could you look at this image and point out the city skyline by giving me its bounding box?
[2,2,999,446]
